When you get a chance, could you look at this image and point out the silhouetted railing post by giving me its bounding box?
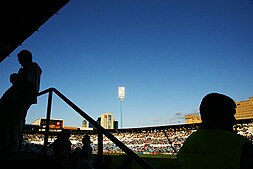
[97,130,103,169]
[37,88,155,169]
[42,90,53,154]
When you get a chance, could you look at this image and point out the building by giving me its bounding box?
[235,97,253,120]
[79,119,93,130]
[185,114,201,124]
[98,112,117,129]
[32,118,64,129]
[82,120,88,128]
[185,96,253,124]
[114,121,118,129]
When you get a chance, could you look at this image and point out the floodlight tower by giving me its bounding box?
[118,86,125,128]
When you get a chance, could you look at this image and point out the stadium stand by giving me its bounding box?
[21,119,253,156]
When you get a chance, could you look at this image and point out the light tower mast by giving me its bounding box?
[118,86,125,128]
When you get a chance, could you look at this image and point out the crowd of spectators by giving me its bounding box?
[21,123,253,155]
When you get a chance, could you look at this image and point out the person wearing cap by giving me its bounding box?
[177,93,253,169]
[50,131,72,169]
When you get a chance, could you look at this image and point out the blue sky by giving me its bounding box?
[1,0,253,128]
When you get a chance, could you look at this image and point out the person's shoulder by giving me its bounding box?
[31,62,42,72]
[32,62,41,68]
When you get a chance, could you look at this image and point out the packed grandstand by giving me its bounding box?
[22,119,253,156]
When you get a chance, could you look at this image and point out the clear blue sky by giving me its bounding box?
[1,0,253,128]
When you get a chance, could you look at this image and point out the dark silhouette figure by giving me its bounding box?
[76,148,94,169]
[50,131,72,169]
[81,134,93,164]
[16,49,42,115]
[0,73,24,153]
[116,155,133,169]
[177,92,253,169]
[69,146,82,168]
[0,50,42,154]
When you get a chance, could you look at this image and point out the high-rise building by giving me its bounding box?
[114,121,118,129]
[98,112,116,129]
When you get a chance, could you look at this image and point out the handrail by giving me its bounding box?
[37,87,155,169]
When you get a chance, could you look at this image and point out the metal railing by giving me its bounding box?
[37,87,155,169]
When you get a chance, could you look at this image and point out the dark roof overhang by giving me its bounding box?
[0,0,70,63]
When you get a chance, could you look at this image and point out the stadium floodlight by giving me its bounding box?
[118,86,125,100]
[118,86,125,128]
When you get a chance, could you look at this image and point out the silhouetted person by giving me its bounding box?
[81,134,93,165]
[177,92,253,169]
[0,50,42,154]
[0,73,25,153]
[76,149,94,169]
[50,131,72,169]
[17,49,42,117]
[17,50,42,150]
[69,146,82,168]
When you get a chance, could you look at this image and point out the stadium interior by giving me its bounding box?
[1,1,253,169]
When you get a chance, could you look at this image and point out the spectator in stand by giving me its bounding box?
[69,147,81,168]
[177,92,253,169]
[76,148,94,169]
[81,134,93,166]
[50,131,72,169]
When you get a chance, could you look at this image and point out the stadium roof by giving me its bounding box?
[0,0,70,63]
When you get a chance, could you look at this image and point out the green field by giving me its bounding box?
[105,154,180,169]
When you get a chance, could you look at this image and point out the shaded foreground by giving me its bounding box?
[0,152,59,169]
[109,154,180,169]
[0,152,179,169]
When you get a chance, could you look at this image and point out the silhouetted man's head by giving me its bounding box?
[17,50,32,67]
[199,93,236,131]
[82,135,90,143]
